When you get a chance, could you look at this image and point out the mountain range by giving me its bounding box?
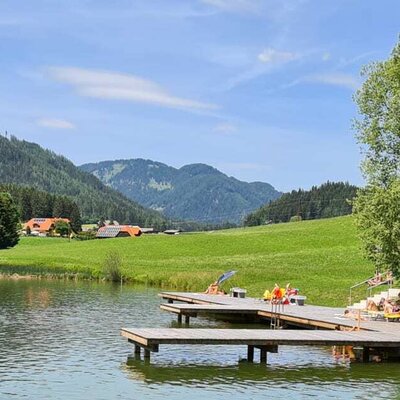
[80,159,281,223]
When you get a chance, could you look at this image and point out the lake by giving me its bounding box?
[0,279,399,399]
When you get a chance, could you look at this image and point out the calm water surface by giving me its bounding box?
[0,280,399,400]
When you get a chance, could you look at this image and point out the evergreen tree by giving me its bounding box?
[0,192,20,249]
[69,203,82,232]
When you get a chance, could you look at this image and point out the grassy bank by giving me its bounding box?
[0,216,374,306]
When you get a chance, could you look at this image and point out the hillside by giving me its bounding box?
[245,181,358,226]
[0,135,167,228]
[0,216,372,306]
[0,183,82,230]
[80,159,281,223]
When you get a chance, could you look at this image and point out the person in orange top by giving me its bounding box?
[271,283,282,303]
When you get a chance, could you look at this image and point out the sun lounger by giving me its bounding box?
[385,312,400,321]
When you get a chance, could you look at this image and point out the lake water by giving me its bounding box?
[0,279,399,400]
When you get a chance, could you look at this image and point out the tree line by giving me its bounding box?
[0,184,82,231]
[244,181,358,226]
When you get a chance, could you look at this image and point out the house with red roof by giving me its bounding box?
[24,218,70,236]
[96,225,142,238]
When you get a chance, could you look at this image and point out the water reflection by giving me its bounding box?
[25,287,52,308]
[123,358,400,386]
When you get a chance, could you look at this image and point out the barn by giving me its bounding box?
[96,225,142,238]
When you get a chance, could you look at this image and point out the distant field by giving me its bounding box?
[0,216,374,306]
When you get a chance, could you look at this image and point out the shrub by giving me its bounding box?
[75,231,97,241]
[290,215,302,223]
[103,251,122,282]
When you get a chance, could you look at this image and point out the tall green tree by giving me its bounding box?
[0,192,20,249]
[353,182,400,274]
[54,220,70,237]
[353,40,400,277]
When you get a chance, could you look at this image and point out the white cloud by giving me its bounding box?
[200,0,260,13]
[258,48,298,65]
[46,67,217,111]
[37,118,75,129]
[213,122,237,134]
[306,72,359,90]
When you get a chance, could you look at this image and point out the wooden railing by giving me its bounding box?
[349,271,393,305]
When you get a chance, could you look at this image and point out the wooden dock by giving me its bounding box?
[121,327,400,362]
[158,292,400,332]
[121,291,400,363]
[159,292,359,330]
[160,303,260,323]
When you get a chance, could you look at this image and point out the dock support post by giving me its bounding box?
[185,315,190,324]
[247,345,254,362]
[144,349,151,360]
[177,314,182,324]
[134,345,141,355]
[260,348,267,363]
[362,347,370,363]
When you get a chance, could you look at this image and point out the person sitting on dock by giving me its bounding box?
[366,300,379,312]
[285,283,298,297]
[383,299,395,314]
[263,289,272,302]
[271,283,283,304]
[386,270,393,283]
[204,281,226,295]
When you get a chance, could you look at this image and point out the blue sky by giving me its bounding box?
[0,0,399,191]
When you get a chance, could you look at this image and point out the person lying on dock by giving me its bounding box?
[368,271,383,286]
[343,309,366,321]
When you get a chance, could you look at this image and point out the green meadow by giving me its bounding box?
[0,216,375,306]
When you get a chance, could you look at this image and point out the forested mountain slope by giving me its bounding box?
[244,181,358,226]
[0,135,167,227]
[0,183,82,230]
[80,159,281,223]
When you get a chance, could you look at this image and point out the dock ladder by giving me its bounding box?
[270,300,284,329]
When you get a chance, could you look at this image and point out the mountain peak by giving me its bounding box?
[80,158,281,224]
[179,163,221,177]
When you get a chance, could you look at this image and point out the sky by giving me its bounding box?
[0,0,399,192]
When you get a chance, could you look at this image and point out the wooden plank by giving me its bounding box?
[160,304,260,314]
[121,328,400,348]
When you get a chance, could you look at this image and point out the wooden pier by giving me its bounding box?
[121,291,400,363]
[160,303,260,324]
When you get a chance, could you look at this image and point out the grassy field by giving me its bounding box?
[0,216,375,306]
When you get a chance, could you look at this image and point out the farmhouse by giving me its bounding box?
[24,218,70,235]
[96,225,142,238]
